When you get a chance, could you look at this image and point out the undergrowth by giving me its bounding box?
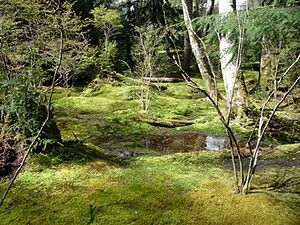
[1,79,299,224]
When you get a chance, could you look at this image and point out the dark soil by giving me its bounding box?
[0,135,23,179]
[223,156,300,170]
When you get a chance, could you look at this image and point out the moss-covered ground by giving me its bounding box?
[1,78,299,224]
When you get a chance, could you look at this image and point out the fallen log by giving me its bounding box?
[143,119,195,128]
[141,77,184,83]
[148,83,168,91]
[114,74,168,91]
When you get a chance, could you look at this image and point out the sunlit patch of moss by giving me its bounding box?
[254,167,300,192]
[243,70,259,81]
[185,179,299,225]
[1,152,299,225]
[276,143,300,155]
[276,111,300,120]
[2,68,300,224]
[263,143,300,159]
[252,167,300,215]
[52,81,230,152]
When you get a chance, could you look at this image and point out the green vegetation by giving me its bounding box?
[53,81,225,144]
[1,0,299,224]
[2,81,300,224]
[262,143,300,159]
[1,152,299,225]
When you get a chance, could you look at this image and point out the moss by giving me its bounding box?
[52,81,229,149]
[277,143,300,155]
[186,180,299,225]
[252,167,300,215]
[1,153,299,225]
[2,80,299,224]
[263,143,300,159]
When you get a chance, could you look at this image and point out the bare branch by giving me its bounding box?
[258,54,300,136]
[243,54,300,193]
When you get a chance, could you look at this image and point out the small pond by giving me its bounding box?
[91,131,227,158]
[144,132,226,153]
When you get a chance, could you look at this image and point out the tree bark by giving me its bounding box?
[259,37,276,92]
[183,0,193,73]
[219,1,236,103]
[219,0,247,118]
[181,0,217,100]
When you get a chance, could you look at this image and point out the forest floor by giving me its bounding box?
[0,76,300,225]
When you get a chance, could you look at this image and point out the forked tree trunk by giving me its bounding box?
[181,0,217,100]
[242,56,300,194]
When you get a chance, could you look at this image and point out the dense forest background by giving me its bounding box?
[0,0,300,224]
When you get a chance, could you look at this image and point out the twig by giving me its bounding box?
[246,119,259,155]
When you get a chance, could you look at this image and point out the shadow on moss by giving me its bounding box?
[31,141,134,168]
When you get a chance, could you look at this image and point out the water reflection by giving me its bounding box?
[206,136,225,151]
[144,132,226,153]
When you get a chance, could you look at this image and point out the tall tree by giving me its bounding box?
[181,0,217,100]
[179,0,300,194]
[218,0,247,118]
[91,5,122,50]
[182,0,193,72]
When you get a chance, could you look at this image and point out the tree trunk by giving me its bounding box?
[104,34,109,51]
[183,0,193,73]
[181,0,217,100]
[104,27,112,51]
[219,1,236,102]
[259,46,271,91]
[183,34,192,73]
[194,0,200,17]
[259,37,277,92]
[219,0,247,118]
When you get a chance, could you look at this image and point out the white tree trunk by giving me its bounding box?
[219,1,237,104]
[220,38,237,103]
[219,0,248,119]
